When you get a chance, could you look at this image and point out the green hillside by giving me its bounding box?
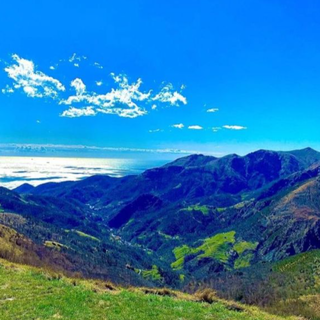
[2,150,320,319]
[0,259,296,320]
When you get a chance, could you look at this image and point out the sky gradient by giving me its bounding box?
[1,0,320,158]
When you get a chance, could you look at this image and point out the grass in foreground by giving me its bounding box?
[0,259,300,320]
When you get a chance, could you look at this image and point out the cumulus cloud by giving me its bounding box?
[61,106,96,118]
[60,73,151,118]
[60,73,186,118]
[70,78,86,95]
[188,125,203,130]
[223,125,247,130]
[153,83,187,106]
[3,54,65,99]
[207,108,219,113]
[2,54,187,119]
[172,123,184,129]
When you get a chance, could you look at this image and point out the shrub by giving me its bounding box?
[195,288,218,304]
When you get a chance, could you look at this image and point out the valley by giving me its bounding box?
[1,148,320,318]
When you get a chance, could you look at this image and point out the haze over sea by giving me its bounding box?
[0,157,167,190]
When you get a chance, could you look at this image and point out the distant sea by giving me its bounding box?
[0,157,168,190]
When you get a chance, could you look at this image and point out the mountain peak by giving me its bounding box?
[300,147,318,153]
[164,153,216,168]
[286,147,319,154]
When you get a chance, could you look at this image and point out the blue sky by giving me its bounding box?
[1,0,320,158]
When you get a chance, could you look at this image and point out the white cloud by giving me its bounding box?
[4,54,65,99]
[60,73,186,119]
[172,123,184,129]
[212,127,221,132]
[188,125,203,130]
[207,108,219,113]
[3,54,187,119]
[153,83,187,106]
[0,143,199,155]
[96,106,147,118]
[223,125,247,130]
[69,53,77,62]
[94,62,103,69]
[149,129,162,133]
[61,106,97,118]
[60,74,150,118]
[68,54,87,67]
[2,85,14,94]
[69,53,86,63]
[71,78,86,95]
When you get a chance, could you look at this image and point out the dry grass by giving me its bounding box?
[195,288,219,304]
[138,287,177,297]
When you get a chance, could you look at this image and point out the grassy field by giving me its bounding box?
[171,231,258,270]
[182,205,210,215]
[0,259,299,320]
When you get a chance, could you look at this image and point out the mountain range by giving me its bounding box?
[1,147,320,318]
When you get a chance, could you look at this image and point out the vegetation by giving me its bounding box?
[0,207,158,287]
[233,241,258,255]
[0,259,297,320]
[187,250,320,319]
[182,205,210,215]
[171,245,196,270]
[141,265,163,282]
[274,249,320,274]
[44,240,68,251]
[171,232,258,270]
[234,252,254,269]
[196,231,235,261]
[2,150,320,318]
[73,230,100,242]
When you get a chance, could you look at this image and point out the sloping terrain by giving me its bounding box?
[16,148,320,209]
[190,250,320,319]
[8,148,320,281]
[0,223,73,272]
[0,258,299,320]
[2,147,320,319]
[0,188,172,286]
